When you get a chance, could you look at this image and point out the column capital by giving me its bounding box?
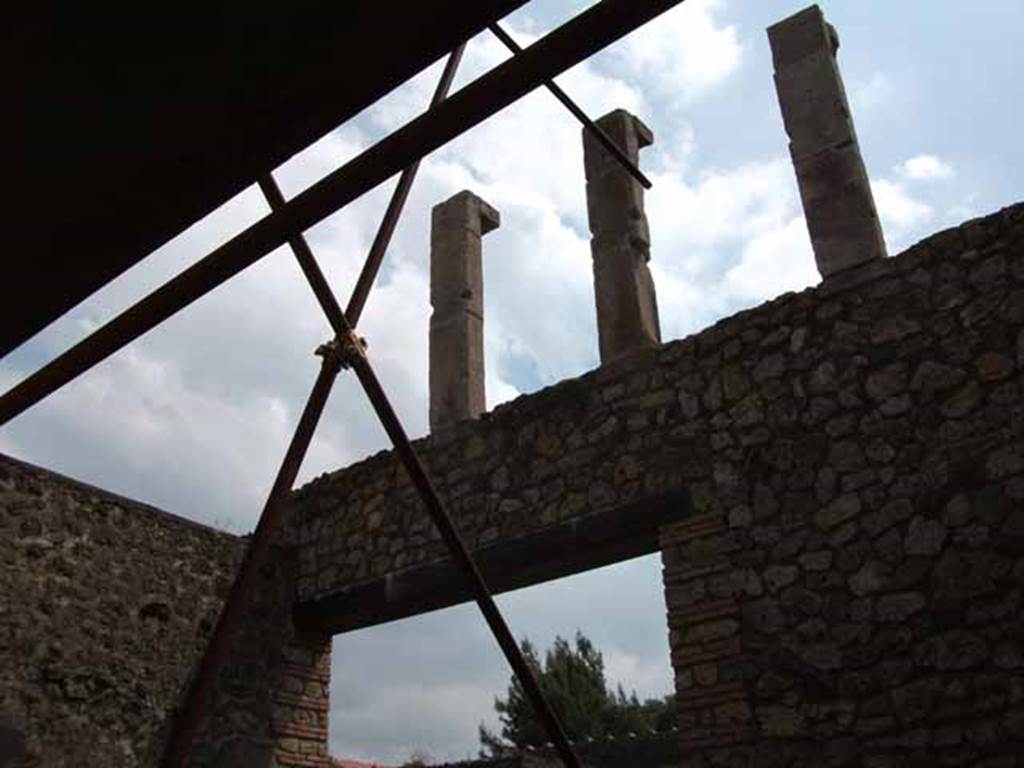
[583,109,653,183]
[431,189,501,236]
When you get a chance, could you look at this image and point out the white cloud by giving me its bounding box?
[645,157,817,337]
[608,0,742,101]
[849,71,893,115]
[872,178,933,233]
[895,154,955,181]
[723,216,817,302]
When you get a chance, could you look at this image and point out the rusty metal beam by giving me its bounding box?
[488,21,652,189]
[345,343,585,768]
[162,47,468,766]
[168,36,592,764]
[0,0,682,426]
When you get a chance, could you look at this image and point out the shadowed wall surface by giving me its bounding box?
[290,202,1023,598]
[655,203,1024,765]
[0,455,242,765]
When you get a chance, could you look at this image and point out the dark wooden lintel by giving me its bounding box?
[294,490,691,634]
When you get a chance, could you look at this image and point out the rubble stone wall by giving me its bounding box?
[2,199,1022,768]
[0,455,331,768]
[290,205,1023,617]
[659,203,1024,766]
[293,202,1023,763]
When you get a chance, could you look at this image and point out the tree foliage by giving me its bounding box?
[478,632,676,756]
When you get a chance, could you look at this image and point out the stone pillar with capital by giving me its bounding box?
[583,109,661,364]
[769,4,887,278]
[429,190,500,432]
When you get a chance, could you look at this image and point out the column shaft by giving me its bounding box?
[769,5,887,278]
[583,109,661,364]
[429,190,500,432]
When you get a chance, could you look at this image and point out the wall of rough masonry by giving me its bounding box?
[659,203,1024,766]
[0,454,330,768]
[293,202,1023,763]
[289,203,1023,606]
[3,198,1022,768]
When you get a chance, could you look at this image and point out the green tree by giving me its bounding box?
[478,632,676,756]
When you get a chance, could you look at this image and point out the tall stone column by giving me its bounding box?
[583,109,661,364]
[429,190,500,432]
[768,5,887,278]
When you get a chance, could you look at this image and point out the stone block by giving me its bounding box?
[429,190,500,432]
[583,109,661,363]
[768,5,887,278]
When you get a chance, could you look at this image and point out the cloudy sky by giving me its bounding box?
[3,0,1022,763]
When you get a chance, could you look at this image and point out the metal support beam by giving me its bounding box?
[0,0,681,426]
[162,47,468,766]
[489,21,652,190]
[344,346,584,768]
[167,36,592,764]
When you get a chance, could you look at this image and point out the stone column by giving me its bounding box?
[583,109,661,364]
[768,5,887,278]
[429,190,500,432]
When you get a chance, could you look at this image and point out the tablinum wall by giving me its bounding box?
[292,200,1024,763]
[0,456,331,767]
[0,455,241,765]
[0,202,1022,766]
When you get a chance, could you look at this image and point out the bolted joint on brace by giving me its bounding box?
[315,330,368,371]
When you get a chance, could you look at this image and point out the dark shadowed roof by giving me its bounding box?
[5,1,526,356]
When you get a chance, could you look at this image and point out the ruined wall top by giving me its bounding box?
[289,202,1024,608]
